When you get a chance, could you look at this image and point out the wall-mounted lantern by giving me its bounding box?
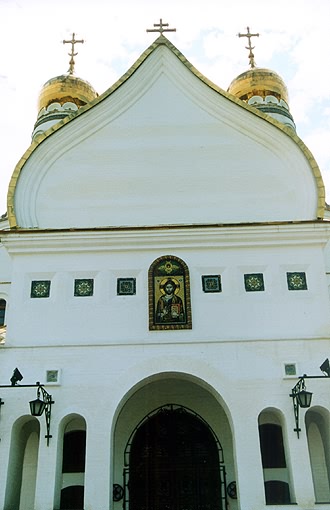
[0,369,55,446]
[290,358,330,438]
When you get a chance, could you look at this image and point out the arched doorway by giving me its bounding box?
[125,404,226,510]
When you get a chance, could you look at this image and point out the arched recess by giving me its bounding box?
[113,373,236,510]
[258,409,293,504]
[55,415,86,510]
[305,407,330,502]
[4,416,40,510]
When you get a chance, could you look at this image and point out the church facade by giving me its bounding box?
[0,29,330,510]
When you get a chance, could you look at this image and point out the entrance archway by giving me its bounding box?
[124,404,227,510]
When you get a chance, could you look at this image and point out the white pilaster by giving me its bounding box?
[84,417,112,510]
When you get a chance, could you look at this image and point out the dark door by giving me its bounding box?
[129,407,222,510]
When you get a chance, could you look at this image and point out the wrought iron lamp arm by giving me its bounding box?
[0,382,54,446]
[290,374,329,438]
[36,382,54,446]
[290,376,306,438]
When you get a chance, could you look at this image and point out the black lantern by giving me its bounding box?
[29,397,46,416]
[296,389,313,408]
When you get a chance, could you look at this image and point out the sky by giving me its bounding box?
[1,0,330,214]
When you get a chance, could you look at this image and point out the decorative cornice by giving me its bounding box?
[2,221,330,255]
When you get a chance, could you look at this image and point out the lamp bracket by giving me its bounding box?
[290,373,330,438]
[36,382,54,446]
[290,376,307,438]
[0,382,54,446]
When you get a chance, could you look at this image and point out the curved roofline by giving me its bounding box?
[7,35,325,228]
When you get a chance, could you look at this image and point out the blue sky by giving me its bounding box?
[1,0,330,213]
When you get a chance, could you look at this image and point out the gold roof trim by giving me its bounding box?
[7,35,325,228]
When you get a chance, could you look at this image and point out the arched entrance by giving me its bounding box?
[124,404,227,510]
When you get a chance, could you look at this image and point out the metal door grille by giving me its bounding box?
[123,403,228,510]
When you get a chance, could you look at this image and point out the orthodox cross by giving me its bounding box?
[146,18,176,35]
[238,26,259,68]
[62,33,84,75]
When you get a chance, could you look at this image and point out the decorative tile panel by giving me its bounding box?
[31,280,51,298]
[244,273,265,292]
[287,272,307,291]
[202,275,222,293]
[74,278,94,297]
[117,278,136,295]
[284,364,297,376]
[46,370,59,383]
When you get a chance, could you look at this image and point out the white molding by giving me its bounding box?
[2,222,330,254]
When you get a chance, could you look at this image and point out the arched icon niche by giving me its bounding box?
[148,255,192,330]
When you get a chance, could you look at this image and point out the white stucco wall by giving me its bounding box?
[2,223,330,348]
[0,335,329,510]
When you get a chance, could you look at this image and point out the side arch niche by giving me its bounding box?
[4,417,40,510]
[305,407,330,502]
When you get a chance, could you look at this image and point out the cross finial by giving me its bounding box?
[238,26,259,68]
[62,32,85,75]
[146,18,176,36]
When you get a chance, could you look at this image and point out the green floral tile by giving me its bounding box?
[287,272,307,291]
[74,279,94,297]
[244,273,264,292]
[31,280,51,298]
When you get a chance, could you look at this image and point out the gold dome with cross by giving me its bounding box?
[36,33,97,114]
[228,27,290,111]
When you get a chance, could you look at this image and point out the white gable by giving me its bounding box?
[13,44,320,229]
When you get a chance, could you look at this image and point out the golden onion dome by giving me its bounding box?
[37,74,98,113]
[227,67,289,105]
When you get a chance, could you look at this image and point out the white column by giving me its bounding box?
[233,417,266,510]
[34,422,59,510]
[287,425,315,506]
[84,417,112,510]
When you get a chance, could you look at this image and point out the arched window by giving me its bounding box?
[258,411,292,504]
[148,255,192,330]
[58,417,86,510]
[259,424,286,468]
[62,430,86,473]
[0,298,6,326]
